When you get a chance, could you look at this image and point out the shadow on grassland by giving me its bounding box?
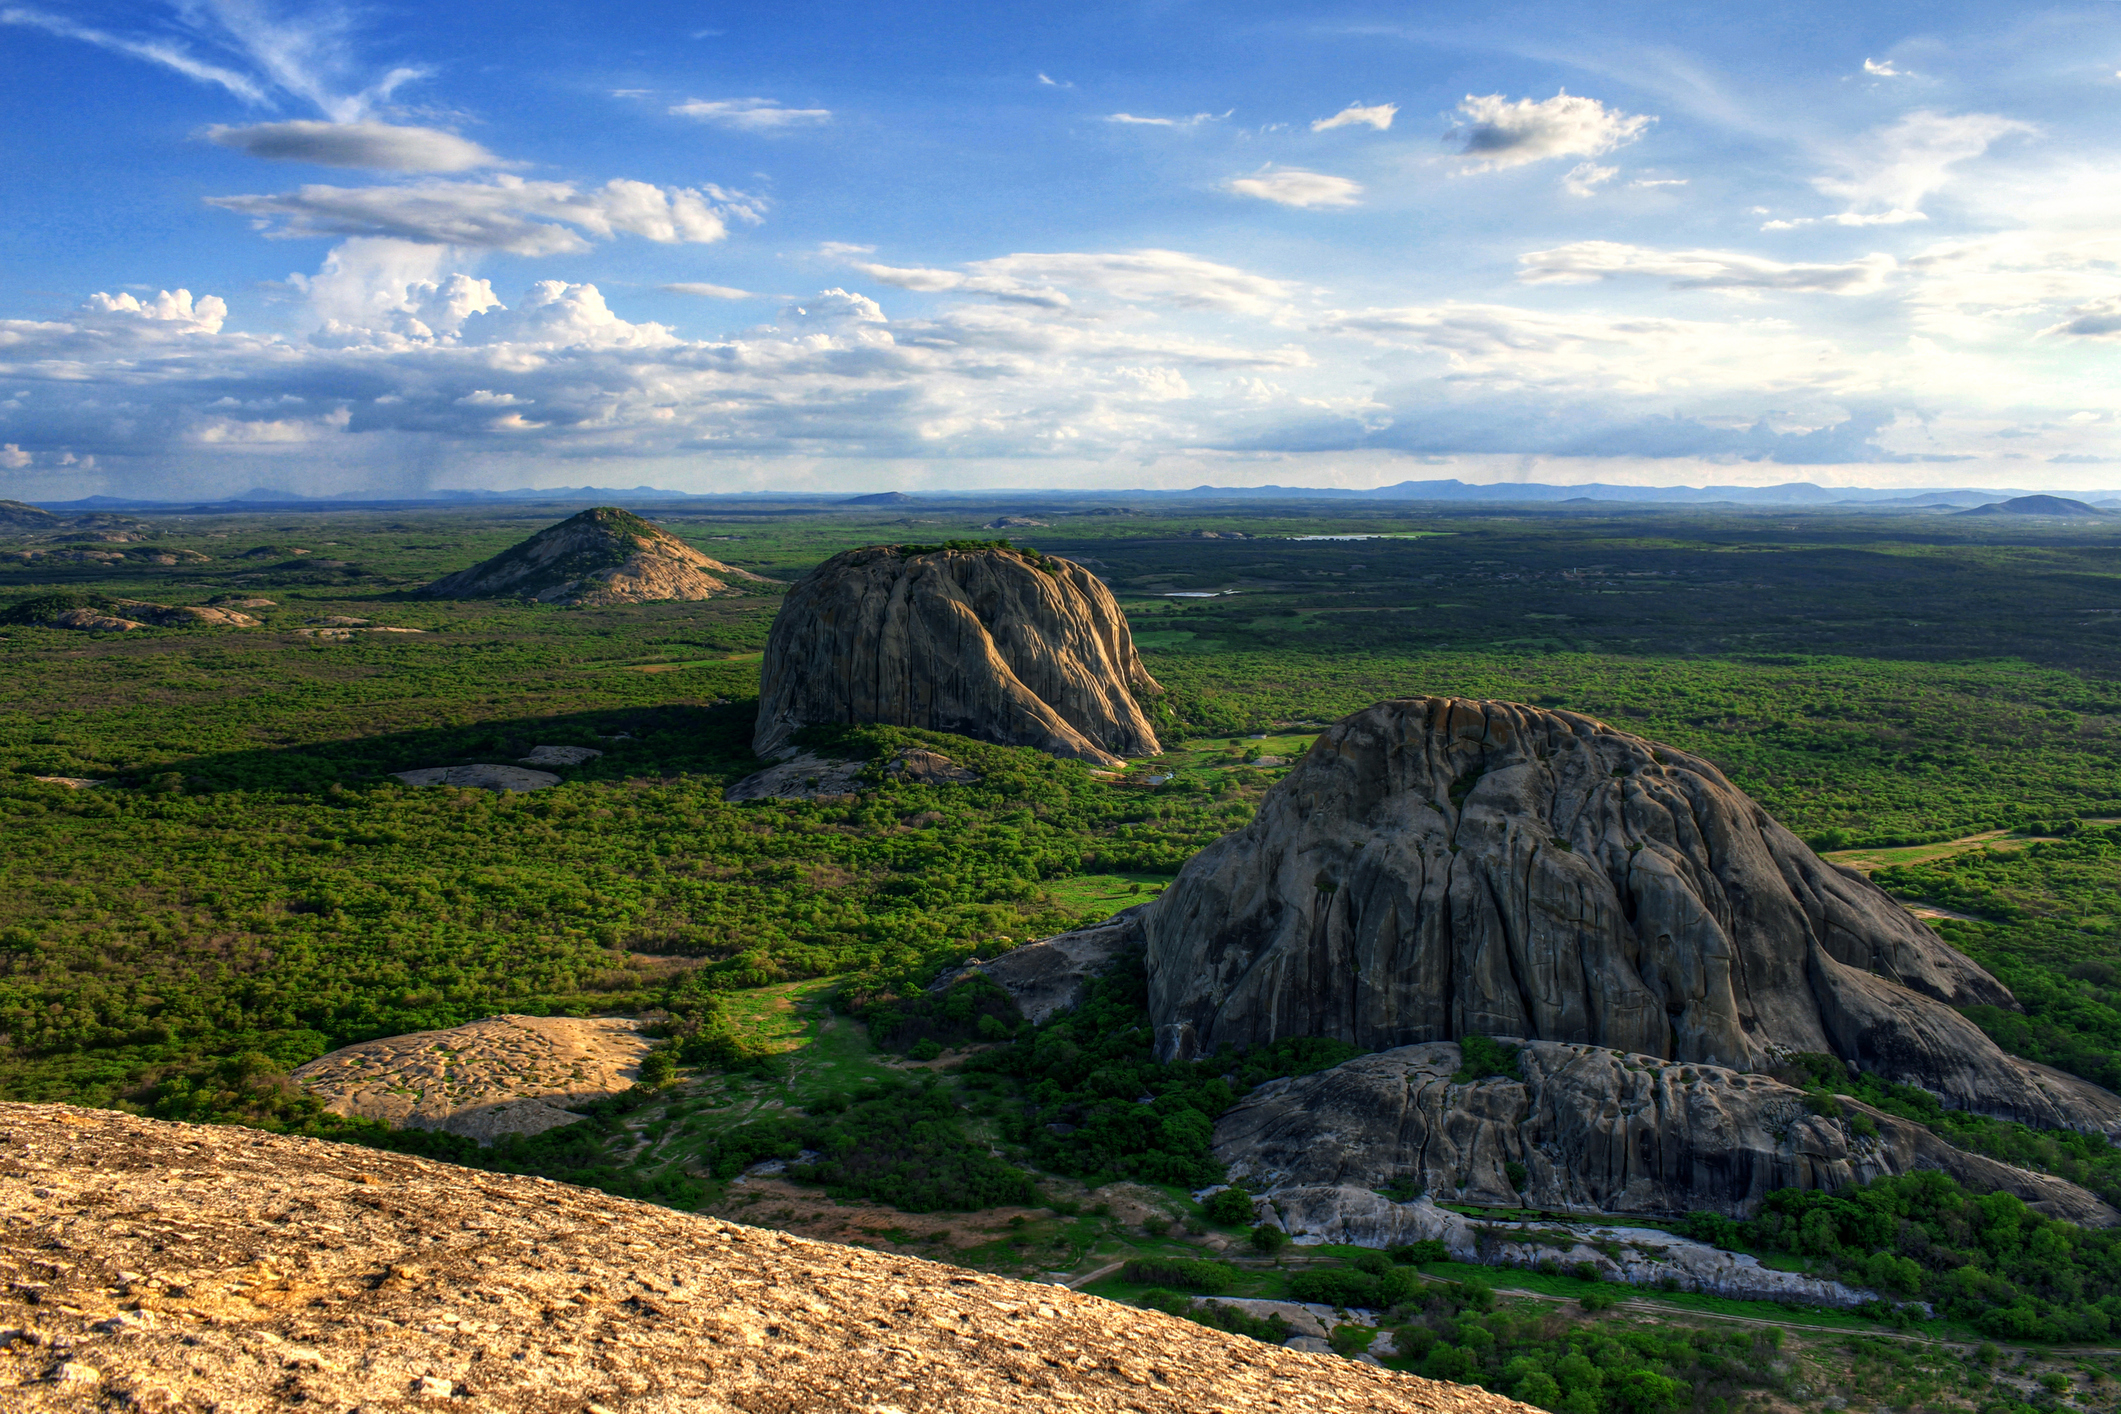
[158,699,768,794]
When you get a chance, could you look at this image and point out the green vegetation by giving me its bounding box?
[14,498,2121,1399]
[1686,1170,2121,1343]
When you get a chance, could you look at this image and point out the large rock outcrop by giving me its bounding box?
[1147,697,2121,1135]
[1215,1040,2120,1226]
[0,1103,1524,1413]
[421,506,773,606]
[754,543,1162,767]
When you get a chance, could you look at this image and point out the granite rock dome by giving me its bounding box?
[754,543,1162,768]
[421,507,771,606]
[1146,697,2121,1134]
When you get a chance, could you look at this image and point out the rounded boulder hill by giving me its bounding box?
[0,1104,1529,1413]
[1146,697,2121,1134]
[754,543,1162,768]
[421,506,774,606]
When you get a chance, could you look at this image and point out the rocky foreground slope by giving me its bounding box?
[422,507,771,606]
[754,543,1162,768]
[0,1104,1519,1413]
[1147,697,2121,1136]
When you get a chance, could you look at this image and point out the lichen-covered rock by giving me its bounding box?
[754,544,1162,768]
[1216,1041,2119,1225]
[0,1103,1524,1413]
[421,506,773,605]
[1147,697,2121,1134]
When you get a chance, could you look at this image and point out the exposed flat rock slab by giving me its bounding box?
[391,764,560,792]
[293,1014,652,1142]
[724,746,981,803]
[723,751,866,802]
[1262,1189,1891,1308]
[30,776,104,789]
[0,1103,1530,1413]
[297,625,424,639]
[518,744,604,766]
[887,746,982,785]
[937,905,1150,1024]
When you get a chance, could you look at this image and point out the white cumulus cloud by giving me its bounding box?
[1225,169,1363,208]
[1447,91,1655,171]
[1562,163,1619,197]
[205,121,503,173]
[1312,102,1396,133]
[670,98,831,130]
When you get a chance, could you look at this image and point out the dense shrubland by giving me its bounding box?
[1685,1170,2121,1343]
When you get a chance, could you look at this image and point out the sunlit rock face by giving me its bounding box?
[754,543,1161,769]
[1146,696,2121,1136]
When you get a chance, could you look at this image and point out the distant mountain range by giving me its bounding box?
[26,479,2121,511]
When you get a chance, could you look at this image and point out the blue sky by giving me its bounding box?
[4,0,2121,497]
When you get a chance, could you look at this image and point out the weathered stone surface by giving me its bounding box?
[1147,697,2121,1134]
[754,544,1162,768]
[518,744,603,766]
[422,506,773,606]
[391,764,560,792]
[0,1103,1528,1413]
[723,745,980,803]
[1254,1190,1890,1307]
[293,1014,652,1143]
[938,905,1151,1024]
[888,745,982,785]
[1216,1040,2119,1225]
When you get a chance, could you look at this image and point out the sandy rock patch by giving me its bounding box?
[293,1014,653,1142]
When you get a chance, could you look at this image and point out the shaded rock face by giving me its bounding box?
[421,506,772,606]
[937,905,1151,1025]
[1217,1041,2119,1226]
[755,544,1161,768]
[0,1103,1522,1413]
[1148,697,2121,1133]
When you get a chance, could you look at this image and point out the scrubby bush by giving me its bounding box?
[1119,1257,1238,1293]
[1203,1186,1256,1226]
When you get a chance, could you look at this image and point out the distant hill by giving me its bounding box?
[420,506,776,606]
[0,499,60,530]
[840,491,914,505]
[1955,494,2111,518]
